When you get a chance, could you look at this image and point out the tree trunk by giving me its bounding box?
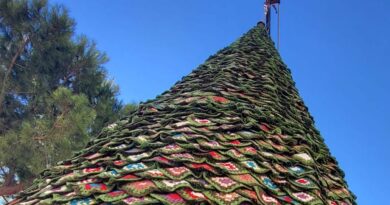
[2,167,16,187]
[0,183,24,196]
[0,166,30,196]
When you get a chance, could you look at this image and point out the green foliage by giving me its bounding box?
[0,0,137,190]
[119,103,138,118]
[0,87,96,181]
[0,0,121,134]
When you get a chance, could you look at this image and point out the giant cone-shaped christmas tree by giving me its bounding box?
[12,23,355,205]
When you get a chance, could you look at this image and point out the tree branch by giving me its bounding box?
[0,167,6,176]
[0,37,30,114]
[1,195,9,203]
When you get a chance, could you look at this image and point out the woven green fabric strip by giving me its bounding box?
[11,23,356,205]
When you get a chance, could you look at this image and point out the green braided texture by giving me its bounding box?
[12,23,356,205]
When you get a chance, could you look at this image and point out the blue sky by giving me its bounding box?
[50,1,390,204]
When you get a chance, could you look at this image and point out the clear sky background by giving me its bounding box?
[49,1,390,204]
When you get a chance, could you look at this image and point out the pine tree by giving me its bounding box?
[0,0,123,134]
[0,0,133,195]
[0,87,96,193]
